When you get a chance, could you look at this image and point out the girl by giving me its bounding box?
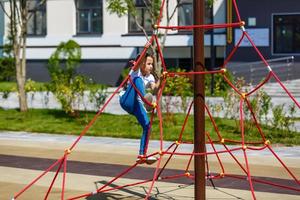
[119,53,160,164]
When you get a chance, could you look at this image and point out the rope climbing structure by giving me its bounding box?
[12,0,300,199]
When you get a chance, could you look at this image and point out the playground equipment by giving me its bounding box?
[12,0,300,199]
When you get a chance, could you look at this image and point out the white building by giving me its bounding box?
[0,0,227,86]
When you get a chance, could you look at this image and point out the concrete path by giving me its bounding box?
[0,131,299,199]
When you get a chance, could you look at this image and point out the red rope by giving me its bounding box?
[244,98,267,141]
[222,31,246,68]
[246,72,272,96]
[14,0,300,199]
[226,174,300,192]
[178,100,194,141]
[168,69,223,77]
[223,74,243,96]
[154,34,167,71]
[14,156,65,199]
[232,0,242,22]
[145,157,163,199]
[156,0,166,26]
[69,75,129,151]
[267,145,300,185]
[222,139,264,145]
[244,31,270,67]
[247,145,268,151]
[156,104,164,152]
[127,76,153,107]
[271,71,300,109]
[96,163,139,193]
[44,157,65,200]
[205,104,223,140]
[222,143,248,174]
[157,22,243,30]
[242,148,257,199]
[99,179,152,194]
[61,155,68,200]
[163,146,243,156]
[239,98,246,146]
[206,133,225,174]
[68,162,139,200]
[144,109,156,155]
[185,151,194,173]
[157,143,178,178]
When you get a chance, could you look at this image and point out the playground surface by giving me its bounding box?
[0,131,299,199]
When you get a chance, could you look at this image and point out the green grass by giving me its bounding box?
[0,81,48,92]
[0,81,107,92]
[0,108,299,146]
[0,82,18,92]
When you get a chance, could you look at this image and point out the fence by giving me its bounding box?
[227,56,296,85]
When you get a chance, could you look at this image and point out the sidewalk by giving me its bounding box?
[0,131,299,199]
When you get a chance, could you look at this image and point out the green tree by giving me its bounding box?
[47,40,86,115]
[107,0,215,76]
[0,0,47,111]
[0,36,15,81]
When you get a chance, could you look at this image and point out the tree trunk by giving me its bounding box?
[14,28,28,112]
[15,48,28,112]
[15,1,29,112]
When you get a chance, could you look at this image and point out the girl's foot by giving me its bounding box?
[145,156,158,165]
[136,155,158,165]
[144,93,154,112]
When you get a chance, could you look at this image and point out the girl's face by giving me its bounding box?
[141,56,154,76]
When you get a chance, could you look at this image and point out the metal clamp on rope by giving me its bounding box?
[152,102,157,109]
[162,71,168,79]
[240,21,246,32]
[221,68,227,73]
[241,93,247,99]
[65,148,71,155]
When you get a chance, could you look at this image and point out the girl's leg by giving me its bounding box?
[119,77,145,114]
[120,77,149,155]
[134,101,150,155]
[131,77,149,155]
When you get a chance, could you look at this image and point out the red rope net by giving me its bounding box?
[12,0,300,199]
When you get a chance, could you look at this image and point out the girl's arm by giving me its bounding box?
[149,76,161,91]
[131,54,141,72]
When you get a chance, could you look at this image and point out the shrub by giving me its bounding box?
[47,40,86,115]
[0,39,15,81]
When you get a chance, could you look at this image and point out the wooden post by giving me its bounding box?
[193,0,206,199]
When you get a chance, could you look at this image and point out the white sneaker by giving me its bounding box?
[145,156,158,165]
[144,93,154,112]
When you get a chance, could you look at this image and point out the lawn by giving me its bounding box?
[0,81,106,92]
[0,108,299,146]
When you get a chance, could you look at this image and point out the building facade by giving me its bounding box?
[0,0,227,86]
[226,0,300,83]
[227,0,300,60]
[2,1,299,86]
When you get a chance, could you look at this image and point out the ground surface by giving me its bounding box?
[0,131,299,199]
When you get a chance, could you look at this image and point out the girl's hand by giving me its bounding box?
[128,60,136,68]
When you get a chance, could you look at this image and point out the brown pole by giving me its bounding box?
[193,0,206,199]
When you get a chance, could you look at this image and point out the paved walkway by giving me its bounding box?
[0,131,299,199]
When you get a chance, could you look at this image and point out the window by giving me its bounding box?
[128,0,152,33]
[273,14,300,54]
[27,0,46,36]
[178,0,193,26]
[178,0,212,27]
[76,0,102,34]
